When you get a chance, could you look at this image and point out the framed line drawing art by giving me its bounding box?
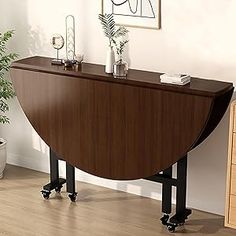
[101,0,161,30]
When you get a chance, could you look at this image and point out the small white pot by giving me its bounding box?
[105,46,115,74]
[0,138,7,179]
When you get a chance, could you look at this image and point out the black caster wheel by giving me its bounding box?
[160,214,169,226]
[167,224,177,233]
[68,193,77,202]
[41,190,51,200]
[55,186,63,193]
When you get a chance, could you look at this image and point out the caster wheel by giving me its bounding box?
[41,190,51,200]
[68,193,77,202]
[55,186,63,193]
[167,224,176,233]
[160,214,169,225]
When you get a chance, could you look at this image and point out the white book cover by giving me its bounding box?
[160,78,190,86]
[160,74,191,82]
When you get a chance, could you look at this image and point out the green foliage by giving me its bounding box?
[0,30,18,124]
[98,14,129,47]
[116,40,129,59]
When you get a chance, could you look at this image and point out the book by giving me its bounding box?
[160,79,190,86]
[160,73,191,85]
[160,74,191,82]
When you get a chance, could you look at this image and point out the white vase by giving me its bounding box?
[105,46,115,74]
[0,138,7,179]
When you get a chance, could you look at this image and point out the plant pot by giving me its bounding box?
[0,138,7,179]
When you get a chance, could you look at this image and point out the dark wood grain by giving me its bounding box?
[12,56,232,97]
[10,57,234,180]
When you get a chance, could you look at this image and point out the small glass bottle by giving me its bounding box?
[113,57,128,79]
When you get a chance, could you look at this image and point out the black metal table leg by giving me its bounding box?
[50,148,59,183]
[162,166,172,214]
[66,162,77,202]
[168,156,192,232]
[169,156,192,225]
[160,166,172,225]
[176,157,187,216]
[41,148,66,199]
[145,155,192,233]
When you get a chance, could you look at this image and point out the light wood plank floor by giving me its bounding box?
[0,165,236,236]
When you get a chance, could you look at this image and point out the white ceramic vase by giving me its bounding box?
[0,138,7,179]
[105,46,115,74]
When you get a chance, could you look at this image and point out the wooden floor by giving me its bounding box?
[0,165,236,236]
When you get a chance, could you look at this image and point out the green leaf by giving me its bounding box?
[114,26,129,38]
[99,14,117,46]
[116,40,129,57]
[0,99,9,112]
[0,115,10,124]
[0,30,17,124]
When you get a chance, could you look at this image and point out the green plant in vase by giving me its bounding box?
[113,39,129,79]
[98,13,128,73]
[0,30,17,178]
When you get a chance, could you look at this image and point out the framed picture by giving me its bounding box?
[101,0,161,30]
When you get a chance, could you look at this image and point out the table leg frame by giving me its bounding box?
[145,155,192,232]
[41,148,77,201]
[42,151,191,231]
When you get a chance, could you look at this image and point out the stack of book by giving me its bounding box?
[160,74,191,85]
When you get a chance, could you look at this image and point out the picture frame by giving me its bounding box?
[101,0,161,30]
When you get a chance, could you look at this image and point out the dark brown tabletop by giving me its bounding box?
[11,56,234,180]
[12,56,232,97]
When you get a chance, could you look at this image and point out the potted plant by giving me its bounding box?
[0,30,17,178]
[98,13,128,73]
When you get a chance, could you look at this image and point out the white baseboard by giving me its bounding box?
[6,152,163,202]
[7,152,223,215]
[75,170,164,202]
[7,152,49,174]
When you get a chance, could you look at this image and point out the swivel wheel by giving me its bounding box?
[41,190,51,200]
[167,224,177,233]
[160,214,169,226]
[55,186,63,193]
[68,193,77,202]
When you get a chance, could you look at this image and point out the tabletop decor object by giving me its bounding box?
[105,45,115,74]
[113,39,129,78]
[64,15,77,68]
[0,30,17,178]
[50,15,83,70]
[160,74,191,86]
[50,34,65,65]
[99,13,128,73]
[73,54,84,71]
[102,0,161,30]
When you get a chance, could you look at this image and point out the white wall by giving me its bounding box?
[1,0,236,215]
